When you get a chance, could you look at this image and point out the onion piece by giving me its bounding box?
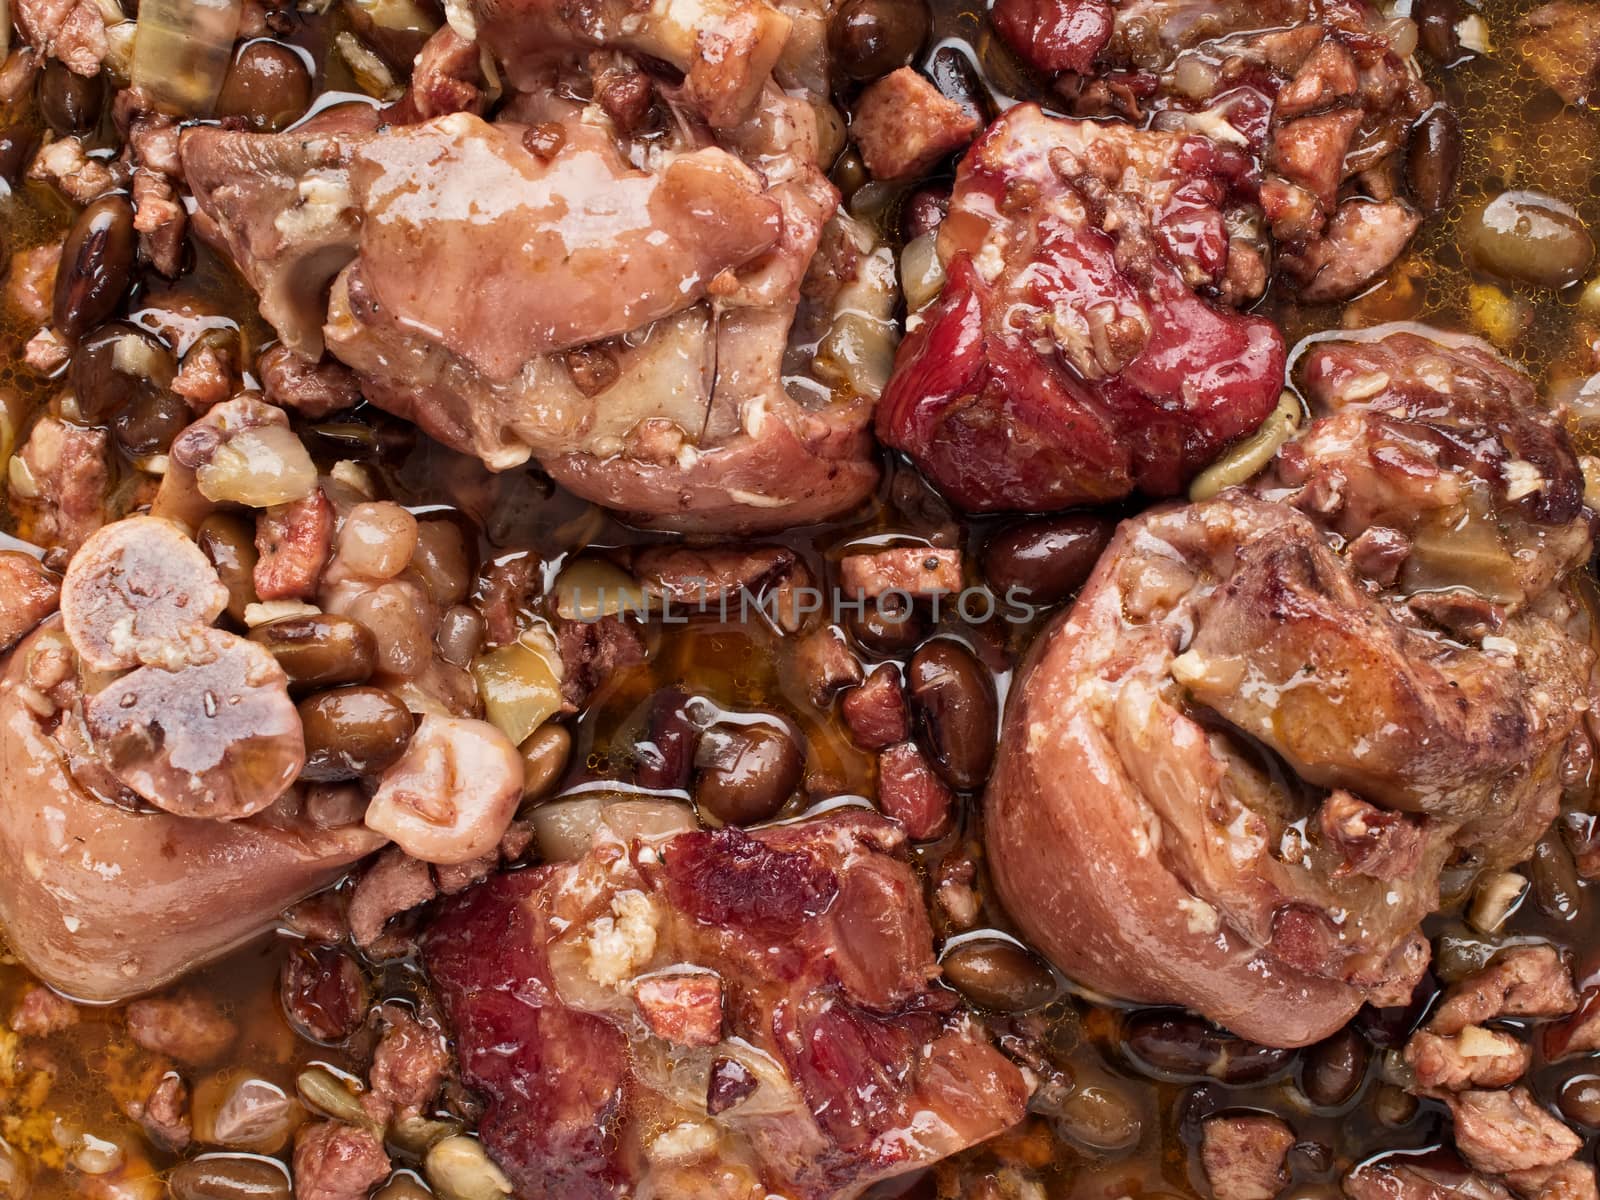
[131,0,244,115]
[471,633,562,747]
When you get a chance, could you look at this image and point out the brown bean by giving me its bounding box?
[197,514,261,624]
[941,938,1059,1012]
[900,185,951,242]
[1532,832,1583,921]
[249,614,377,690]
[114,390,190,457]
[168,1155,292,1200]
[53,194,136,338]
[38,59,104,135]
[298,686,415,782]
[693,715,804,826]
[215,41,313,131]
[845,591,928,656]
[1414,0,1461,63]
[193,1073,302,1153]
[1124,1011,1297,1084]
[0,125,40,186]
[907,639,997,790]
[1052,1074,1143,1151]
[1559,1075,1600,1128]
[519,722,571,802]
[279,945,368,1043]
[828,0,930,81]
[435,604,485,667]
[1406,105,1461,217]
[982,514,1115,608]
[1300,1025,1370,1108]
[70,322,175,423]
[1463,190,1595,289]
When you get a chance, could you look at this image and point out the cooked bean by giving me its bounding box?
[845,592,927,655]
[337,501,419,581]
[982,514,1115,608]
[412,520,472,607]
[298,686,415,781]
[167,1156,291,1200]
[425,1136,512,1200]
[374,1175,435,1200]
[518,722,571,802]
[694,715,804,826]
[38,59,104,135]
[1300,1026,1370,1108]
[279,945,368,1043]
[927,45,988,123]
[53,195,136,339]
[0,1140,29,1200]
[1052,1074,1143,1151]
[941,938,1059,1012]
[829,0,930,81]
[1532,833,1583,921]
[1463,191,1595,289]
[907,640,997,790]
[637,687,700,792]
[1407,106,1460,216]
[114,390,189,457]
[197,514,262,625]
[0,125,40,186]
[436,604,485,667]
[193,1074,302,1154]
[1414,0,1461,62]
[900,185,951,242]
[214,41,313,131]
[1373,1083,1419,1125]
[1124,1011,1297,1084]
[1558,1075,1600,1128]
[70,323,174,422]
[294,1067,370,1127]
[249,614,377,690]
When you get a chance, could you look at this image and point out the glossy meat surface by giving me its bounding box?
[877,105,1285,512]
[425,807,1029,1198]
[986,328,1597,1044]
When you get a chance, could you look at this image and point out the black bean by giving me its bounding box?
[1300,1025,1370,1108]
[215,41,313,132]
[907,639,997,790]
[828,0,930,81]
[1558,1074,1600,1128]
[0,124,40,186]
[248,614,378,690]
[197,514,260,625]
[519,722,571,802]
[982,514,1115,609]
[168,1156,291,1200]
[1406,105,1461,216]
[900,185,951,242]
[69,322,175,422]
[1123,1011,1297,1084]
[297,686,415,781]
[846,592,928,656]
[53,195,136,339]
[1414,0,1462,63]
[113,390,189,456]
[693,714,804,826]
[279,945,367,1043]
[1532,833,1583,921]
[37,59,105,136]
[926,45,989,123]
[638,687,700,792]
[941,939,1059,1012]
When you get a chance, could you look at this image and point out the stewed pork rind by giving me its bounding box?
[986,327,1598,1046]
[424,808,1029,1199]
[0,621,382,1003]
[179,10,893,532]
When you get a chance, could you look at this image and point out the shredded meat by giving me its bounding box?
[292,1122,391,1200]
[1430,947,1578,1036]
[1201,1114,1296,1200]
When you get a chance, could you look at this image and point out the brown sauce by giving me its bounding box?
[1,0,1598,1196]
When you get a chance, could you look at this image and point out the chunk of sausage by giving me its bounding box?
[60,516,229,671]
[1201,1114,1295,1200]
[1430,947,1578,1036]
[1447,1088,1582,1176]
[125,989,239,1065]
[0,552,61,653]
[1405,1027,1532,1093]
[839,547,962,599]
[851,68,980,182]
[255,488,335,601]
[364,716,524,864]
[84,630,306,819]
